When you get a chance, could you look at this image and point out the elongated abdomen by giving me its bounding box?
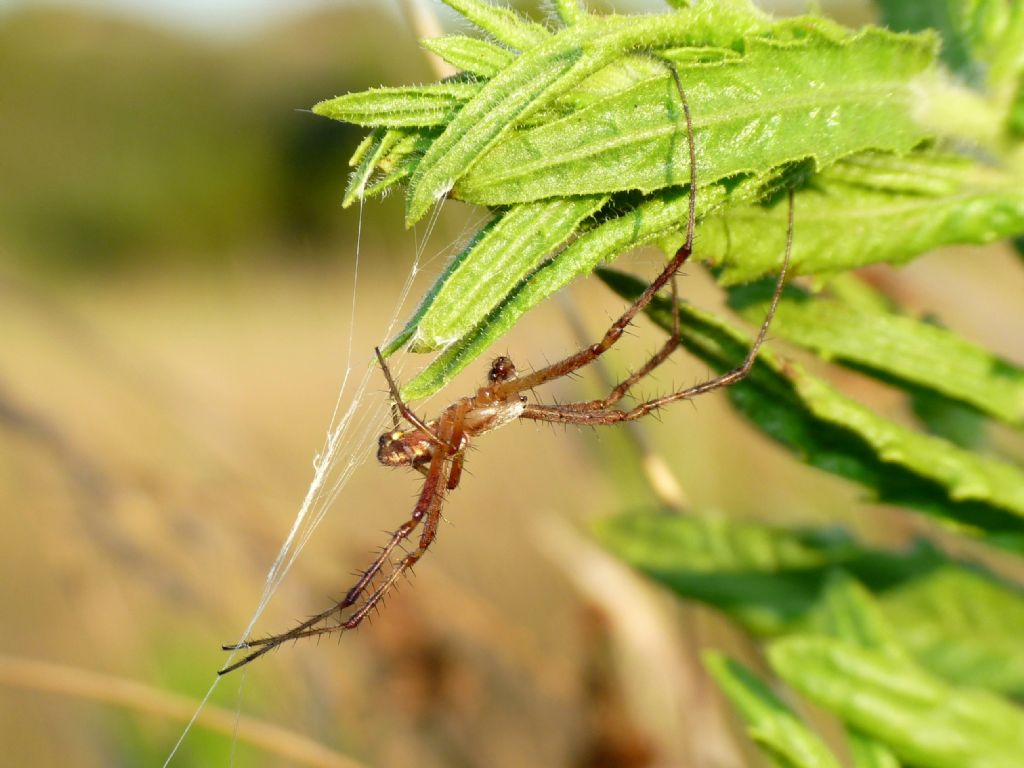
[377,429,434,467]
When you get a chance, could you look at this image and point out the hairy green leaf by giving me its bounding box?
[455,30,936,205]
[769,637,1024,768]
[552,0,586,27]
[441,0,550,52]
[420,35,515,78]
[705,653,843,768]
[405,4,773,224]
[400,195,609,353]
[314,82,480,128]
[703,151,1024,284]
[344,128,401,207]
[600,270,1024,546]
[728,278,1024,427]
[397,177,742,399]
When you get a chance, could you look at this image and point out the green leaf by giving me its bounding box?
[877,0,980,81]
[910,387,988,449]
[594,511,955,634]
[769,636,1024,768]
[397,175,745,399]
[594,512,841,634]
[420,35,515,78]
[879,0,1024,111]
[962,0,1024,104]
[850,735,902,768]
[1011,79,1024,136]
[455,29,936,205]
[348,127,382,169]
[599,270,1024,547]
[405,5,773,224]
[551,0,586,27]
[399,195,609,353]
[343,128,399,208]
[346,129,438,205]
[728,277,1024,427]
[811,571,908,658]
[811,573,906,768]
[880,566,1024,695]
[703,151,1024,284]
[313,82,480,128]
[441,0,550,52]
[705,653,844,768]
[596,509,1024,696]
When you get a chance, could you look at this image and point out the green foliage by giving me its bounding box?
[454,31,936,205]
[596,510,1024,694]
[601,271,1024,547]
[727,273,1024,427]
[315,1,1024,763]
[705,653,844,768]
[770,636,1024,768]
[704,151,1024,283]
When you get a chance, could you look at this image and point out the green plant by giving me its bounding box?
[314,1,1024,765]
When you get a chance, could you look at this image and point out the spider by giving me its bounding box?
[219,67,794,676]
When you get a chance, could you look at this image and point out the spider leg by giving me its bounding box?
[521,190,794,427]
[445,402,469,490]
[496,64,697,397]
[375,347,452,449]
[219,426,455,675]
[448,451,466,490]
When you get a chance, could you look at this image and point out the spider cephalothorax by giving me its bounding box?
[376,354,527,471]
[220,67,793,675]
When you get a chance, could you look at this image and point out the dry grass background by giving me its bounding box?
[2,1,1024,766]
[3,241,1022,767]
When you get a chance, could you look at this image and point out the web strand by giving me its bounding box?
[162,190,448,766]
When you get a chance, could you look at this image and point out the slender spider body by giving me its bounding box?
[376,356,527,472]
[219,63,794,676]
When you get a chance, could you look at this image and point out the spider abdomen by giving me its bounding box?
[377,429,435,467]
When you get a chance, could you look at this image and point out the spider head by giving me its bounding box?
[488,355,516,383]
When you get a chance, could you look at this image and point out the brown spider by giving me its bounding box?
[219,68,793,676]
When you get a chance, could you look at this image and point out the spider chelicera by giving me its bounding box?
[220,67,794,675]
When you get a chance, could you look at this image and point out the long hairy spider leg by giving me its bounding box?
[218,458,450,673]
[577,260,689,412]
[444,402,469,490]
[521,190,795,427]
[344,490,444,627]
[448,451,466,490]
[497,64,697,396]
[218,439,453,675]
[374,347,452,448]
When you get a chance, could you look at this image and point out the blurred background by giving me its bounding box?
[1,1,1022,766]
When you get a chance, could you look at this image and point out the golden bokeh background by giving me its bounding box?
[2,1,1022,766]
